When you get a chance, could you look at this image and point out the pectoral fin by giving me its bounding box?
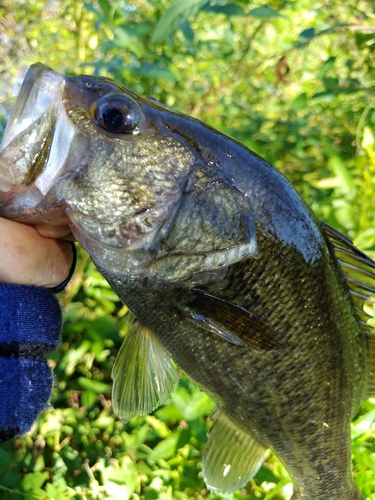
[189,288,287,350]
[203,409,266,493]
[111,321,179,422]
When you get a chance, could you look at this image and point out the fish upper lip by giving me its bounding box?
[0,64,64,151]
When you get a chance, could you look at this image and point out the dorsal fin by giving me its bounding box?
[322,222,375,397]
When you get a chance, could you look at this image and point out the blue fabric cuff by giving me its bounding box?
[0,357,53,439]
[0,284,64,442]
[0,284,62,346]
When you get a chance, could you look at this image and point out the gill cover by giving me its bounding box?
[70,163,258,283]
[149,166,258,281]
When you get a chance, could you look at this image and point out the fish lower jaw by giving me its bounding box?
[0,184,69,225]
[66,207,160,250]
[0,185,43,218]
[66,211,156,278]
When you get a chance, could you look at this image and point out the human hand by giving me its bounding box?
[0,218,74,288]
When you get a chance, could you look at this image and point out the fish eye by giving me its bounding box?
[94,94,142,135]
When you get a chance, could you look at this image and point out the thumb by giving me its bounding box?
[0,218,74,288]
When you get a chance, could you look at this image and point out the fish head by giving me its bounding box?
[0,64,257,282]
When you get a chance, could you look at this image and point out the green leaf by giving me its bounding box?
[91,415,116,429]
[101,456,137,494]
[135,63,176,83]
[45,479,68,499]
[355,32,375,50]
[121,456,137,491]
[291,92,308,111]
[147,431,180,461]
[98,0,112,19]
[255,465,280,484]
[327,154,357,199]
[0,448,12,467]
[112,27,145,58]
[151,0,209,44]
[144,415,171,438]
[354,228,375,251]
[298,27,315,42]
[180,20,195,45]
[203,2,244,16]
[87,316,120,340]
[323,76,338,91]
[155,403,184,422]
[352,410,375,439]
[21,471,49,492]
[81,389,97,409]
[248,6,285,19]
[181,391,215,421]
[76,377,111,393]
[0,471,23,488]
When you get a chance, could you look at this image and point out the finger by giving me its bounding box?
[35,223,75,241]
[0,218,74,287]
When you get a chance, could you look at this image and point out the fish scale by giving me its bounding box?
[0,63,374,499]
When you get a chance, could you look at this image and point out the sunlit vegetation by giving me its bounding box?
[0,0,375,498]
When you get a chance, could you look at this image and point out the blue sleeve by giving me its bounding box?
[0,284,62,442]
[0,244,76,442]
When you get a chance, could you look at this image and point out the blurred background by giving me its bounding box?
[0,0,375,499]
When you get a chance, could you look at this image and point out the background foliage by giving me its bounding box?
[0,0,375,498]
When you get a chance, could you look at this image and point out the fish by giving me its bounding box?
[0,63,375,499]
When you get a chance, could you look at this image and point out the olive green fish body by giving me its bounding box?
[101,212,365,500]
[82,109,368,499]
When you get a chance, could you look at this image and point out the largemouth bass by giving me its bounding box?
[1,63,375,500]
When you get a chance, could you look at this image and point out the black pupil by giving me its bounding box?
[102,108,123,130]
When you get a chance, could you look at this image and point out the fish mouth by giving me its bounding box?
[0,63,76,223]
[0,127,52,193]
[21,130,52,187]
